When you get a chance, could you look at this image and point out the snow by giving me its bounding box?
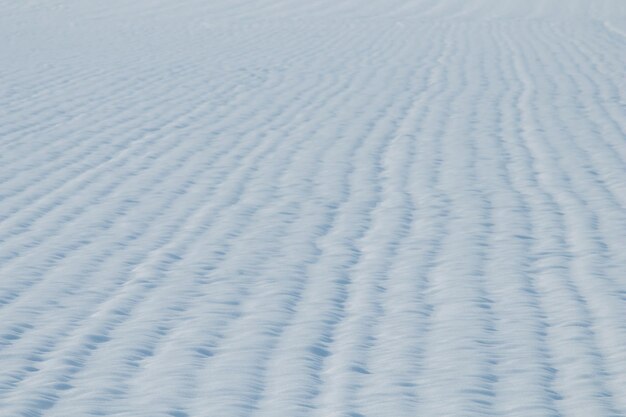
[1,1,626,416]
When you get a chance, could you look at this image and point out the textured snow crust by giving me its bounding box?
[1,1,626,416]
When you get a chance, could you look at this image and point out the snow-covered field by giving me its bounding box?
[1,1,626,416]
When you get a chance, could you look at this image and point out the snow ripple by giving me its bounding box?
[0,1,625,416]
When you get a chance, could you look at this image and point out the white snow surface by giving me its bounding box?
[1,1,626,416]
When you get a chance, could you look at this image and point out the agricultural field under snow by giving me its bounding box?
[1,1,626,416]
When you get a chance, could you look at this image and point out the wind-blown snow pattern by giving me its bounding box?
[1,1,626,416]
